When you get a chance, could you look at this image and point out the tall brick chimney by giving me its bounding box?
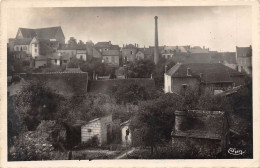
[154,16,159,65]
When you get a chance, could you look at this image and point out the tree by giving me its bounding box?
[16,80,64,131]
[68,37,77,46]
[111,83,155,105]
[131,93,182,155]
[126,59,155,78]
[78,40,84,45]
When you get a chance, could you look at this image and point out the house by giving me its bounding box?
[164,63,245,95]
[236,46,252,75]
[120,120,132,146]
[171,110,230,156]
[102,49,120,67]
[34,56,48,68]
[94,41,113,53]
[122,44,138,63]
[13,38,32,55]
[135,50,145,60]
[15,26,65,44]
[76,45,87,61]
[81,115,113,146]
[57,44,77,58]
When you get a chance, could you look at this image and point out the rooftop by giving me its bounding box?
[166,63,243,84]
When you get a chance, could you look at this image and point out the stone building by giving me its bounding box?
[102,50,120,67]
[172,110,230,156]
[120,120,132,146]
[122,44,138,63]
[236,46,252,75]
[76,45,87,61]
[81,115,113,146]
[164,63,245,95]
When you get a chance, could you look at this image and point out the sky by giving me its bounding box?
[7,6,252,52]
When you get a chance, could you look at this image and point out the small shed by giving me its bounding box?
[120,120,132,146]
[81,115,112,146]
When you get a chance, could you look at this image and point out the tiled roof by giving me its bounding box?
[173,110,228,140]
[236,46,252,57]
[13,38,32,45]
[95,42,111,48]
[167,63,243,83]
[19,27,63,39]
[19,28,37,38]
[103,49,120,56]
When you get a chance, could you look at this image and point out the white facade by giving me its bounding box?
[164,73,172,93]
[121,121,132,146]
[30,37,39,58]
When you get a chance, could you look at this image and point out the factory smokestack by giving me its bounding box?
[154,16,159,65]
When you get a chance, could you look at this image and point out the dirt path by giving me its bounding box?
[114,147,136,159]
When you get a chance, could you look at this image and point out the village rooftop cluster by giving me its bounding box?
[7,16,253,160]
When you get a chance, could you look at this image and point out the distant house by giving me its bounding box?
[164,63,245,95]
[236,46,252,75]
[172,110,230,156]
[102,49,120,67]
[94,41,113,53]
[120,120,132,146]
[57,44,77,58]
[135,50,145,60]
[81,115,113,146]
[122,44,138,63]
[76,45,87,61]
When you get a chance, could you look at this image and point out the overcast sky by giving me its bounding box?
[7,6,251,52]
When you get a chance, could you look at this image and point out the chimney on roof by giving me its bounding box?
[144,45,145,51]
[109,41,111,45]
[135,43,136,47]
[174,110,187,131]
[154,16,159,65]
[123,44,125,48]
[137,44,139,48]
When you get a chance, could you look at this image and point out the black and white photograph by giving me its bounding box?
[1,0,259,166]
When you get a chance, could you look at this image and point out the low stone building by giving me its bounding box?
[172,110,230,156]
[120,120,132,146]
[164,63,246,95]
[81,115,113,146]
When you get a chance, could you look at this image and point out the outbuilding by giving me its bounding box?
[120,120,132,146]
[81,115,112,146]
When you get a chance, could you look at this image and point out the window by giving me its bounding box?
[35,44,37,47]
[111,56,115,63]
[88,129,92,133]
[80,55,83,60]
[182,84,188,90]
[23,46,27,51]
[130,51,133,54]
[35,49,37,53]
[63,60,67,63]
[55,59,57,63]
[16,47,19,51]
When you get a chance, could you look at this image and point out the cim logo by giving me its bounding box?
[228,148,246,156]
